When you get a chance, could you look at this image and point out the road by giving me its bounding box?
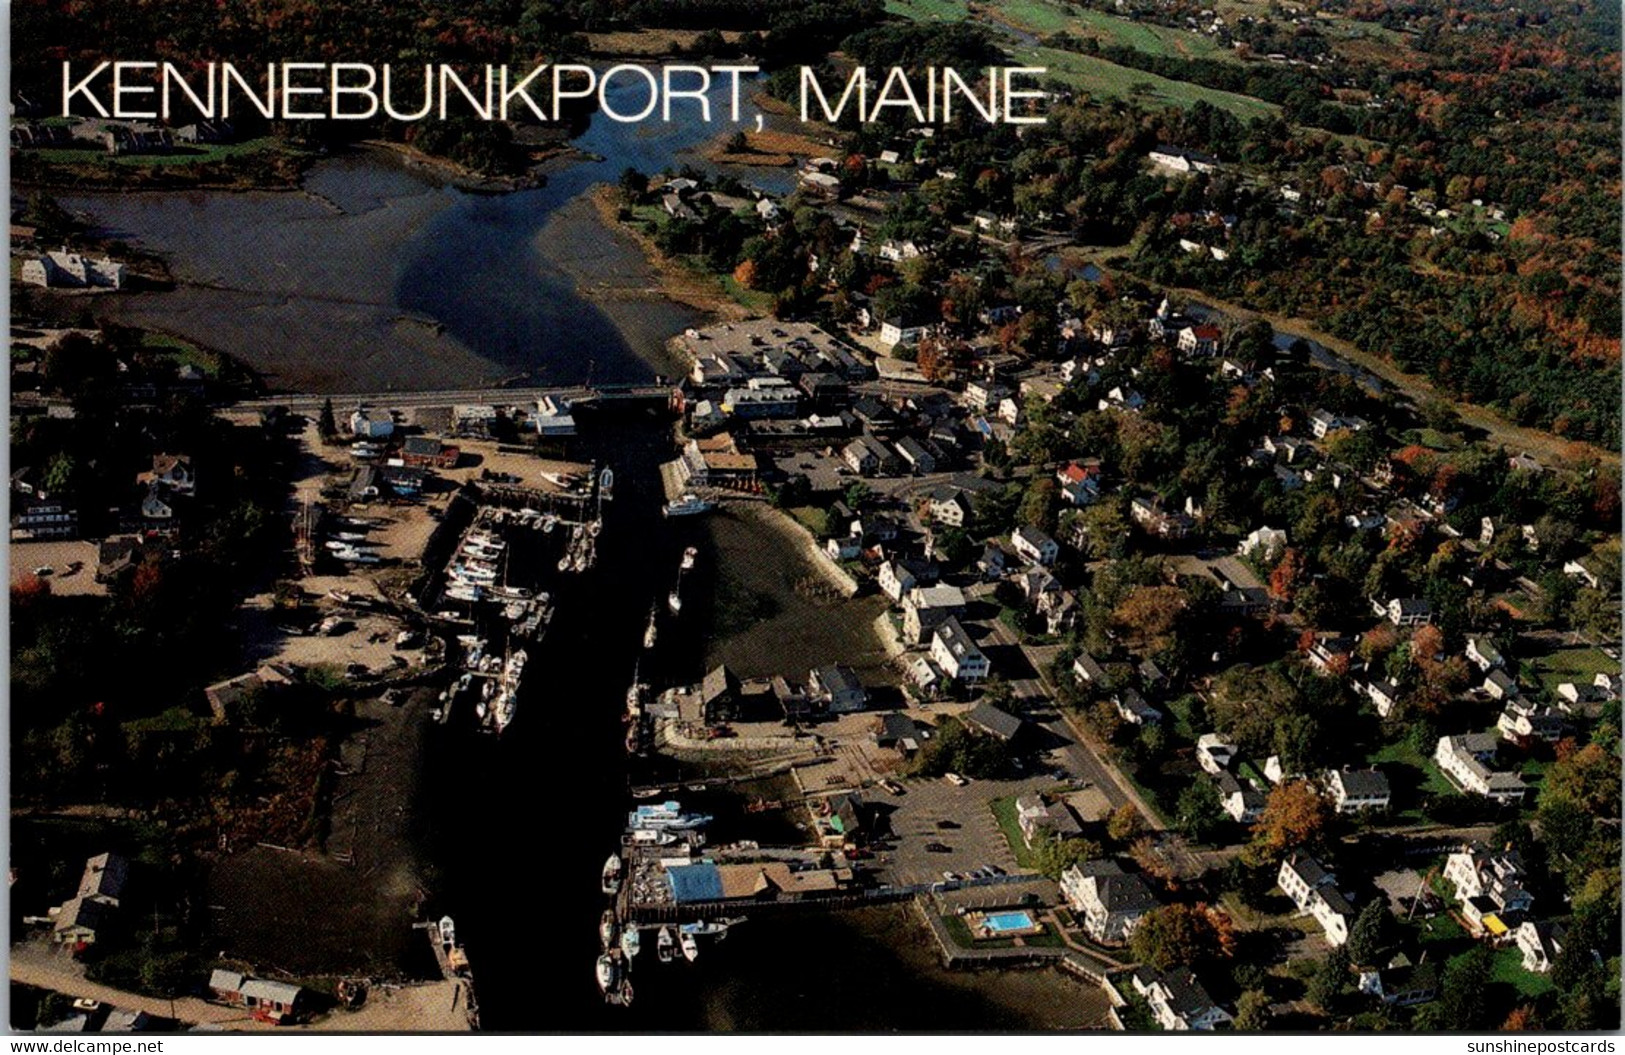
[231,383,673,415]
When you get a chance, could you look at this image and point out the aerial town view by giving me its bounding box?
[6,0,1621,1036]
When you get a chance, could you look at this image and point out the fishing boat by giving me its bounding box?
[680,546,698,571]
[595,954,618,994]
[680,931,699,963]
[663,494,714,518]
[600,909,618,950]
[620,923,641,960]
[627,801,713,831]
[601,854,622,896]
[656,927,675,963]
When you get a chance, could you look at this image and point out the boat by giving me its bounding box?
[663,494,714,518]
[617,979,634,1007]
[667,590,682,615]
[439,916,457,949]
[680,546,697,571]
[625,724,641,754]
[620,923,641,960]
[679,920,733,937]
[599,467,614,500]
[680,931,699,962]
[600,910,617,950]
[627,801,713,832]
[643,607,658,649]
[601,854,622,896]
[656,927,675,963]
[541,513,559,533]
[595,954,618,994]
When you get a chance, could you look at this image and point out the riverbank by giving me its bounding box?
[586,184,753,322]
[695,126,829,168]
[359,139,582,193]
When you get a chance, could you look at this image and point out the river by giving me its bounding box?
[47,78,1110,1031]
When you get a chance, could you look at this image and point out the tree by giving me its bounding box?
[1175,780,1226,844]
[1130,903,1227,972]
[318,398,338,440]
[1418,946,1491,1030]
[1032,835,1103,880]
[1544,742,1620,815]
[618,166,649,199]
[1501,1006,1539,1031]
[1233,989,1272,1031]
[1248,780,1334,862]
[1307,944,1350,1012]
[1346,899,1391,966]
[1107,803,1143,844]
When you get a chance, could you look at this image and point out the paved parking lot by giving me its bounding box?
[876,772,1059,886]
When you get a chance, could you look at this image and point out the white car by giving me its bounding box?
[943,772,969,787]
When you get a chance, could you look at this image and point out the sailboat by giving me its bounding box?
[657,926,676,963]
[643,605,658,649]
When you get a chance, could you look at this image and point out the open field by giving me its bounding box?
[1016,46,1278,121]
[21,137,294,168]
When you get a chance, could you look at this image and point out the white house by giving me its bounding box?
[349,407,395,439]
[1215,771,1265,823]
[879,317,930,348]
[1278,852,1353,945]
[1516,921,1565,974]
[1010,525,1059,566]
[1238,526,1288,560]
[1147,145,1218,176]
[1195,733,1237,776]
[1434,734,1527,803]
[930,617,988,683]
[1326,768,1391,813]
[1132,968,1232,1031]
[1060,860,1158,944]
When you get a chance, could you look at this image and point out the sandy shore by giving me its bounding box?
[732,500,860,598]
[586,184,752,322]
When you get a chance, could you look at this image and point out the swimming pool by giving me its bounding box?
[982,911,1037,934]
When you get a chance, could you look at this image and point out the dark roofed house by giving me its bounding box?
[962,702,1022,742]
[876,711,924,754]
[1114,688,1161,726]
[810,664,867,714]
[401,435,459,468]
[1061,860,1160,943]
[701,665,740,723]
[77,853,129,905]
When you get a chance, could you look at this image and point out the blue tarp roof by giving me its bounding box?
[667,863,724,903]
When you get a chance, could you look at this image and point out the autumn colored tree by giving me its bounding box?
[1106,803,1143,844]
[1268,547,1305,602]
[1112,585,1189,655]
[1248,779,1335,863]
[1129,903,1231,971]
[733,259,759,290]
[1544,742,1621,815]
[1501,1006,1539,1032]
[1233,990,1272,1031]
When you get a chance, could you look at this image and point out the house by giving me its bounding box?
[1434,734,1527,803]
[903,584,967,645]
[875,711,924,754]
[1326,768,1390,813]
[1484,669,1520,701]
[930,617,989,683]
[1176,324,1221,357]
[927,487,973,527]
[1195,734,1237,776]
[1071,651,1112,692]
[1016,794,1084,846]
[906,656,942,697]
[1357,954,1438,1007]
[1497,705,1565,745]
[1306,635,1355,675]
[1215,771,1265,823]
[1010,525,1059,566]
[772,676,813,721]
[893,436,937,475]
[1131,967,1231,1031]
[11,495,78,541]
[1386,598,1433,627]
[1561,559,1603,589]
[1363,677,1402,718]
[142,453,196,494]
[1061,861,1159,944]
[879,316,931,348]
[976,542,1009,581]
[700,665,741,723]
[1098,386,1146,413]
[51,895,116,946]
[1113,688,1161,726]
[20,248,125,289]
[843,435,895,477]
[962,702,1022,742]
[810,664,867,714]
[1056,461,1102,507]
[533,395,578,437]
[349,407,395,439]
[825,535,861,560]
[1516,921,1566,974]
[1129,497,1194,539]
[1278,852,1354,945]
[1465,636,1504,672]
[1147,145,1218,176]
[1309,409,1366,439]
[878,559,918,603]
[1444,844,1534,926]
[1238,526,1288,560]
[400,436,460,468]
[208,972,307,1023]
[1017,565,1061,607]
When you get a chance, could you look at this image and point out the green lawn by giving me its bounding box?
[24,137,292,168]
[1018,45,1278,121]
[785,505,830,537]
[1522,645,1617,699]
[885,0,970,20]
[1024,921,1067,947]
[990,795,1042,870]
[141,332,223,378]
[941,913,1015,949]
[1366,740,1456,819]
[1489,944,1554,999]
[999,1,1235,61]
[719,273,776,313]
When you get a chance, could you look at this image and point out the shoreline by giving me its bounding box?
[585,184,753,322]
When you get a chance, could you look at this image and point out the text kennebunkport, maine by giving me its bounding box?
[60,62,1049,126]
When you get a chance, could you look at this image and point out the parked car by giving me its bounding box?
[925,841,952,854]
[944,772,969,787]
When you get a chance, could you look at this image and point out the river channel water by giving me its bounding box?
[50,76,1110,1030]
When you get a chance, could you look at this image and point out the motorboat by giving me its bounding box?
[680,546,698,571]
[667,590,682,615]
[596,954,618,993]
[656,927,675,963]
[620,923,640,960]
[602,854,622,896]
[600,909,617,950]
[438,916,456,949]
[643,607,658,649]
[680,931,699,963]
[663,494,714,518]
